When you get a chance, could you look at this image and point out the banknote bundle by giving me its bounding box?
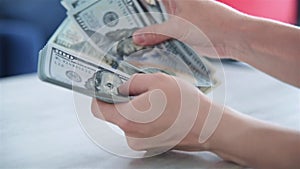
[38,0,219,103]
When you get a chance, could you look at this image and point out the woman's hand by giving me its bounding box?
[134,0,300,87]
[133,0,248,59]
[90,73,300,168]
[91,73,212,151]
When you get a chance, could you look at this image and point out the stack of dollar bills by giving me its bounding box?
[38,0,219,103]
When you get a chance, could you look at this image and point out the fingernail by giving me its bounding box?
[133,32,145,45]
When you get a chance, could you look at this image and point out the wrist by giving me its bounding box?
[177,93,213,151]
[197,101,225,151]
[180,99,227,152]
[204,107,254,166]
[224,14,255,61]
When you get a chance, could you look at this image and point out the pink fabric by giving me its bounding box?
[218,0,298,24]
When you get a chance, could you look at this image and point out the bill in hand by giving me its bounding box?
[38,0,219,103]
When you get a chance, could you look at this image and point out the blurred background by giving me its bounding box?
[0,0,65,77]
[0,0,299,78]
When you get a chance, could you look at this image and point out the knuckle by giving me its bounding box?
[152,72,171,82]
[91,110,99,118]
[91,106,105,120]
[130,73,143,82]
[127,139,145,151]
[118,119,132,132]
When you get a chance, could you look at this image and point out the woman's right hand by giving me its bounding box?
[133,0,249,59]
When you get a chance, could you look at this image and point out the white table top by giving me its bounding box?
[1,62,299,168]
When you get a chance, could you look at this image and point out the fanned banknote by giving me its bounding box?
[38,0,219,103]
[39,18,142,103]
[67,0,215,86]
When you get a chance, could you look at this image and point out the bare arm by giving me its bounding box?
[208,106,300,169]
[133,0,300,87]
[231,16,300,87]
[91,1,300,168]
[91,73,300,169]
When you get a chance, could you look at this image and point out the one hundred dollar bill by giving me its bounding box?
[52,18,146,75]
[38,43,133,103]
[68,0,216,87]
[53,16,216,88]
[38,0,219,103]
[38,18,144,103]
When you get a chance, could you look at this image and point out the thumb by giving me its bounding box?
[133,21,174,46]
[133,17,193,46]
[118,74,160,96]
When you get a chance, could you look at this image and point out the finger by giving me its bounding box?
[118,73,159,96]
[133,17,191,46]
[91,92,153,128]
[91,73,165,126]
[161,0,177,15]
[93,90,165,126]
[91,98,127,125]
[133,21,172,46]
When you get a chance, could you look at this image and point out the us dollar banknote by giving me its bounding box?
[68,0,216,86]
[38,0,219,103]
[39,18,145,103]
[51,18,142,75]
[39,43,132,103]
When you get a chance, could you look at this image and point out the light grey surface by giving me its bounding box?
[0,62,299,169]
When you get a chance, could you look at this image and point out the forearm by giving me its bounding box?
[207,107,300,168]
[230,16,300,87]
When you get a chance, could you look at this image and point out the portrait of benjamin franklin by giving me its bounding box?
[85,70,122,96]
